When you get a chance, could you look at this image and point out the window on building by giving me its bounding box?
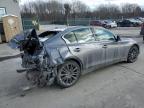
[0,8,6,21]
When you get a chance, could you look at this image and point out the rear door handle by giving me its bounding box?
[102,45,107,48]
[73,48,80,52]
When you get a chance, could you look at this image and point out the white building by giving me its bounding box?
[0,0,22,30]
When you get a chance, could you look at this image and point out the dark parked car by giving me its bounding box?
[117,19,142,27]
[140,22,144,42]
[9,26,140,88]
[90,20,106,27]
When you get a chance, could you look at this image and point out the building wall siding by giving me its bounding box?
[0,0,23,30]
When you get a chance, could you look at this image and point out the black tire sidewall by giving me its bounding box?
[127,46,139,63]
[56,61,81,88]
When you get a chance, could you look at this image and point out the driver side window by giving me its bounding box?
[94,29,115,41]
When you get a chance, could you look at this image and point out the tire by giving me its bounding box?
[109,25,111,28]
[127,46,139,63]
[56,60,81,88]
[117,24,120,27]
[130,24,133,27]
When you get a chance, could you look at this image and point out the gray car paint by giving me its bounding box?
[42,26,139,74]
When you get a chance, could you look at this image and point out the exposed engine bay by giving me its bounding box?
[9,29,59,87]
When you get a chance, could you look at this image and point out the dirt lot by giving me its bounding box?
[0,27,144,108]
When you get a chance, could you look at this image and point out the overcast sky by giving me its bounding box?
[20,0,144,9]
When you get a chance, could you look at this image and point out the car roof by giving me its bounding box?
[63,26,104,32]
[38,26,104,35]
[39,26,79,32]
[42,26,106,44]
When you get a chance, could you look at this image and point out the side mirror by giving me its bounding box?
[116,35,121,42]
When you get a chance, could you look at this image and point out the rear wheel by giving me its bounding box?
[127,46,139,63]
[56,61,81,88]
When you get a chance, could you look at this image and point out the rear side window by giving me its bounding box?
[73,28,95,43]
[64,32,77,44]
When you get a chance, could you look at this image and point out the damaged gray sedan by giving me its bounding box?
[9,26,140,88]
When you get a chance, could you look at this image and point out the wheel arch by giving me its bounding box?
[132,44,140,53]
[64,57,83,72]
[126,43,139,63]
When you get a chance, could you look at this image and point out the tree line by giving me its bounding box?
[20,0,144,23]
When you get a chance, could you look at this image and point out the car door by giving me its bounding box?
[94,28,119,65]
[63,27,105,73]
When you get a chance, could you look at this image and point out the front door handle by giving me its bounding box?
[73,48,80,52]
[102,45,107,48]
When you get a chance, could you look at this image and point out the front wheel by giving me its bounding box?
[127,46,139,63]
[56,61,81,88]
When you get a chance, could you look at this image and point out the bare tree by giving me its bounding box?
[94,4,121,19]
[121,3,142,17]
[71,0,89,18]
[20,0,144,24]
[64,3,71,25]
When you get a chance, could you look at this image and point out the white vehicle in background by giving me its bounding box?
[131,18,143,25]
[136,17,144,22]
[104,20,117,28]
